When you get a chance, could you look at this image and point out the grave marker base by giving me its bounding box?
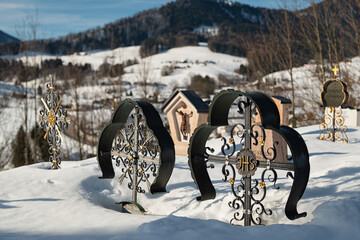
[117,201,146,214]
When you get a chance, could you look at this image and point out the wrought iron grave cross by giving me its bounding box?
[319,66,349,143]
[188,90,310,226]
[39,75,70,169]
[98,99,175,213]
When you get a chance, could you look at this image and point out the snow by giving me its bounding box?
[1,125,360,239]
[0,43,247,103]
[0,46,141,71]
[132,44,246,88]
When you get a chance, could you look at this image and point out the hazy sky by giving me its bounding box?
[0,0,322,40]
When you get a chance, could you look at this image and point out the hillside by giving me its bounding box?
[0,125,359,239]
[0,0,273,57]
[45,0,267,56]
[0,30,19,44]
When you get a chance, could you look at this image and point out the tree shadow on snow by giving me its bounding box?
[0,198,61,209]
[0,231,129,240]
[309,152,346,157]
[302,128,357,136]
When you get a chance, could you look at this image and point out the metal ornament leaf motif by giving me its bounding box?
[188,89,310,223]
[97,99,175,195]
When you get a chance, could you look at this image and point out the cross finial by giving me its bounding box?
[48,74,55,90]
[50,74,54,86]
[332,66,339,77]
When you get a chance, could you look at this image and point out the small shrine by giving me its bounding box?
[271,96,292,125]
[162,89,209,155]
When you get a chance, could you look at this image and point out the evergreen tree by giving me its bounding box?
[12,126,33,167]
[31,123,50,162]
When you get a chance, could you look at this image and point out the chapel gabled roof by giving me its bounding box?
[272,95,292,104]
[161,89,209,113]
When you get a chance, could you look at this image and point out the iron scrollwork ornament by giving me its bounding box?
[188,89,310,226]
[39,75,70,169]
[98,99,175,213]
[319,107,348,143]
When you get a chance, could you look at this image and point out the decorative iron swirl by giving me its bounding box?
[261,168,279,189]
[219,124,246,157]
[251,123,278,162]
[222,161,236,183]
[229,197,245,225]
[228,172,277,226]
[204,147,215,168]
[319,107,348,143]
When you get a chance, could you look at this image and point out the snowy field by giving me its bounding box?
[1,43,247,89]
[0,125,360,240]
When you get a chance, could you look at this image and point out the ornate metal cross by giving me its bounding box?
[98,99,175,213]
[319,66,349,143]
[189,90,310,226]
[39,75,70,169]
[115,106,157,205]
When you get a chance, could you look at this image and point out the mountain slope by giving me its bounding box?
[36,0,270,56]
[0,30,19,44]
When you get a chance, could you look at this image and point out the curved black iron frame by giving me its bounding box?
[98,99,175,206]
[188,89,310,226]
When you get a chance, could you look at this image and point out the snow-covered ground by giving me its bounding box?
[0,46,141,71]
[0,125,360,239]
[1,43,247,87]
[125,43,246,88]
[0,42,248,106]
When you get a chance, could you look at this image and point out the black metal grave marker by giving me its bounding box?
[98,99,175,213]
[319,66,349,143]
[188,89,310,226]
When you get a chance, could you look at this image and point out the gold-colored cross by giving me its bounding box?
[332,66,339,76]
